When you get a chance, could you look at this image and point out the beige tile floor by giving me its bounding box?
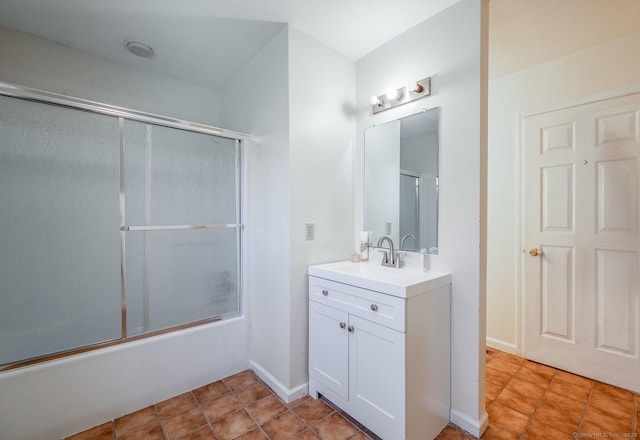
[68,350,639,439]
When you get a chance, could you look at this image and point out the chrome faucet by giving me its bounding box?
[400,234,417,250]
[376,235,396,267]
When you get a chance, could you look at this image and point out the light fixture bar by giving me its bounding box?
[370,77,431,114]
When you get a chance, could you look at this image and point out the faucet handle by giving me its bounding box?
[394,251,406,268]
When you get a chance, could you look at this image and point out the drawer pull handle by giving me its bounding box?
[339,322,346,329]
[348,325,355,333]
[322,289,329,296]
[370,304,378,312]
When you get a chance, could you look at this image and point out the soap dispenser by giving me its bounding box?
[359,231,371,262]
[420,248,428,272]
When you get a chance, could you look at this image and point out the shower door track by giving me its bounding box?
[0,82,251,140]
[122,224,241,231]
[0,82,249,372]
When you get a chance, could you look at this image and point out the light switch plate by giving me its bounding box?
[306,223,315,241]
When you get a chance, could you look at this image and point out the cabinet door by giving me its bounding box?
[349,315,405,436]
[309,301,349,400]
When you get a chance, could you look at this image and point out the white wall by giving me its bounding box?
[221,28,294,398]
[222,26,356,400]
[355,0,488,434]
[487,32,640,352]
[0,26,222,126]
[0,25,249,440]
[288,28,356,389]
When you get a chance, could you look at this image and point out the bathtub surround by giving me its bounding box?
[0,319,248,440]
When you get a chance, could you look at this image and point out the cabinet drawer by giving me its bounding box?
[309,276,405,332]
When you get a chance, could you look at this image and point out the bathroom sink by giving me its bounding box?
[308,260,451,298]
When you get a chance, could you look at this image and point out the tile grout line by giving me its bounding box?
[153,403,169,440]
[634,393,637,435]
[485,355,527,436]
[318,394,377,439]
[289,401,329,438]
[225,377,265,439]
[577,380,595,435]
[516,367,557,439]
[238,386,284,440]
[188,389,220,440]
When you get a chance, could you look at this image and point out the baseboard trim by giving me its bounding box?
[450,409,489,437]
[486,337,518,355]
[249,360,308,404]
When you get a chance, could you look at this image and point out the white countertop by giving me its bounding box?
[308,260,451,298]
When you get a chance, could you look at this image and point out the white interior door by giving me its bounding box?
[523,92,640,392]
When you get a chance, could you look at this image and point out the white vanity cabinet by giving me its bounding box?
[308,262,451,440]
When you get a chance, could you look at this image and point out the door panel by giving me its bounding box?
[309,301,349,399]
[540,245,574,341]
[597,159,637,234]
[596,250,638,356]
[349,315,405,436]
[524,93,640,392]
[541,165,574,232]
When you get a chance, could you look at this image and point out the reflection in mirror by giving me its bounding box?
[364,108,439,254]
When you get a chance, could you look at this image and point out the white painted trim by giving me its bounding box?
[486,337,517,355]
[517,111,527,358]
[450,409,489,437]
[250,360,308,403]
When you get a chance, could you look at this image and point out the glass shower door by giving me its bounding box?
[0,96,122,365]
[123,121,240,335]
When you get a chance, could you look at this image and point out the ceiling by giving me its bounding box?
[0,0,461,90]
[4,1,636,89]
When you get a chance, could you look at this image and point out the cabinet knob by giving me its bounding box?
[322,289,329,296]
[339,322,346,329]
[370,304,378,312]
[348,325,354,333]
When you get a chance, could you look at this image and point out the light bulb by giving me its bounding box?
[370,95,381,106]
[385,88,400,101]
[407,81,424,93]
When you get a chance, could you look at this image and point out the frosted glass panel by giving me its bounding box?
[124,121,237,226]
[123,120,240,336]
[0,96,122,365]
[125,228,238,335]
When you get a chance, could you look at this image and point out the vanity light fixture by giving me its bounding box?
[385,88,401,101]
[370,76,431,114]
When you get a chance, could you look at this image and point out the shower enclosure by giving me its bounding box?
[0,85,245,368]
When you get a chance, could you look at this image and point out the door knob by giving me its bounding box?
[348,326,354,333]
[529,248,542,256]
[339,322,346,329]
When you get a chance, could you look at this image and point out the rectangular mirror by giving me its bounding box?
[364,107,439,253]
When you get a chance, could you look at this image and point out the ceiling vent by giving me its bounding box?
[125,41,155,59]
